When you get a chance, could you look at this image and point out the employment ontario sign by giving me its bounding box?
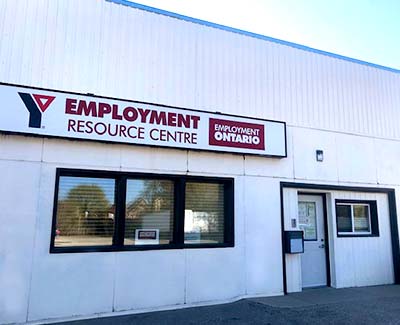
[0,83,287,157]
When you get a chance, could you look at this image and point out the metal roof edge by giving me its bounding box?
[107,0,400,74]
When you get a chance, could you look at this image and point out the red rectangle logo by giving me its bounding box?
[209,118,265,150]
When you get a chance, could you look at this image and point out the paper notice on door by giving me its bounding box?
[298,202,308,225]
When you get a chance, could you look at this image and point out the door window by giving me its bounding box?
[298,201,317,241]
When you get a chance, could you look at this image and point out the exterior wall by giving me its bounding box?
[0,158,41,324]
[329,191,394,288]
[1,124,399,322]
[283,188,394,291]
[1,0,400,324]
[283,188,301,293]
[1,0,400,140]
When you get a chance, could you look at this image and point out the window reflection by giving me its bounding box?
[55,177,115,247]
[184,182,224,244]
[125,179,174,245]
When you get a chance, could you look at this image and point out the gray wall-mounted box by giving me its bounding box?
[284,230,304,254]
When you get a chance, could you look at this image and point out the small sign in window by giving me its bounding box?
[135,229,160,245]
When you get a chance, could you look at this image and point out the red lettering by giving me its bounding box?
[123,107,138,122]
[177,114,190,128]
[111,104,122,120]
[66,99,77,114]
[97,102,111,118]
[138,108,151,123]
[191,116,200,129]
[149,111,166,125]
[76,100,97,117]
[167,113,177,126]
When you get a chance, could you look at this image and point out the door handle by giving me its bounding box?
[319,244,325,248]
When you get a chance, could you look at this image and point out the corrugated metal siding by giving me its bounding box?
[1,0,400,139]
[282,188,394,290]
[283,188,302,293]
[331,191,394,287]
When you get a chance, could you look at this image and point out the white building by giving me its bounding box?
[1,0,399,324]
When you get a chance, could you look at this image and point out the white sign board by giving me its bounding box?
[0,84,287,157]
[135,229,160,245]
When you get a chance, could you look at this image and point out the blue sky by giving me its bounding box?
[131,0,399,70]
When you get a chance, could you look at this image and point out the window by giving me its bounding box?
[335,200,379,237]
[336,205,352,233]
[51,169,234,252]
[185,182,225,244]
[125,179,174,246]
[55,176,115,247]
[298,201,317,241]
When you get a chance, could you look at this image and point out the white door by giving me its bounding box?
[298,194,327,288]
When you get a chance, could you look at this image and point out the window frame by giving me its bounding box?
[50,168,234,253]
[335,199,379,237]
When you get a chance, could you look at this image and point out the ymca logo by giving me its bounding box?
[18,92,55,128]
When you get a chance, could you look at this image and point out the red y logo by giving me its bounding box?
[32,94,55,113]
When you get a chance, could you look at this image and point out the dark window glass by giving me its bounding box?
[184,182,225,244]
[336,205,352,233]
[52,170,234,252]
[55,176,115,247]
[354,205,370,232]
[125,179,174,245]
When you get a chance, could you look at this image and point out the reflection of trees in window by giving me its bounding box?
[57,184,114,237]
[53,172,234,250]
[125,180,174,244]
[126,180,173,217]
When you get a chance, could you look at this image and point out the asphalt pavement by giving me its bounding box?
[56,285,400,325]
